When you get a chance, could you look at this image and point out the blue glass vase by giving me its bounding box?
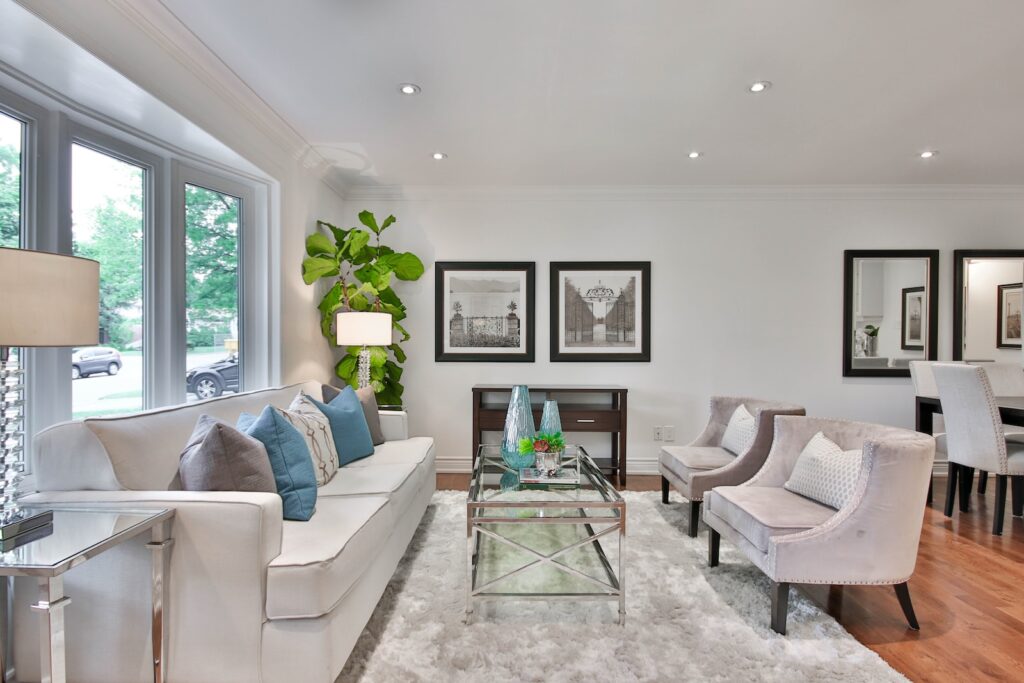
[539,400,562,435]
[501,385,536,469]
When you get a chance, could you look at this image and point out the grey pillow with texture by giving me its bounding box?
[322,384,386,444]
[179,414,276,492]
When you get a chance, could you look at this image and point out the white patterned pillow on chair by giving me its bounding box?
[280,393,340,486]
[721,404,757,455]
[785,431,863,510]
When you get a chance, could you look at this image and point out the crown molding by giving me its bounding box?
[343,184,1024,203]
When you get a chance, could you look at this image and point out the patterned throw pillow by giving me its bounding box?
[785,431,863,510]
[280,394,340,486]
[721,404,757,455]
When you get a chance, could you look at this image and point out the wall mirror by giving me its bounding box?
[954,250,1024,363]
[843,250,939,377]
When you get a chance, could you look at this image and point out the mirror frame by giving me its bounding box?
[843,249,940,377]
[952,249,1024,361]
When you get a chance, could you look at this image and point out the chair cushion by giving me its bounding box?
[659,446,734,483]
[318,463,421,518]
[177,415,275,493]
[1009,441,1024,475]
[343,436,434,468]
[784,431,863,510]
[237,406,317,521]
[706,486,836,553]
[721,404,756,455]
[266,496,392,620]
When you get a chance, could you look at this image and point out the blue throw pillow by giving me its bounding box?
[307,388,375,466]
[237,406,317,521]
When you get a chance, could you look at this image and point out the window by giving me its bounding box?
[185,182,242,401]
[70,143,145,418]
[0,111,23,248]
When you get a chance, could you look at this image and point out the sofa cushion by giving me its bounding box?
[356,387,386,445]
[343,436,434,468]
[706,486,835,554]
[178,415,275,493]
[318,463,421,518]
[266,496,392,620]
[721,404,756,455]
[281,394,339,486]
[311,387,375,466]
[659,445,734,483]
[237,406,317,521]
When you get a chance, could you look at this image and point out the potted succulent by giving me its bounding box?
[863,324,880,357]
[519,431,566,471]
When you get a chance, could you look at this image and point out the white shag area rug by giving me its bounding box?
[338,491,905,682]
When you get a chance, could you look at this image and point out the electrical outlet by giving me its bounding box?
[664,426,675,442]
[653,426,664,441]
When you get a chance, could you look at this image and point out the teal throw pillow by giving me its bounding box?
[237,406,317,521]
[308,387,375,466]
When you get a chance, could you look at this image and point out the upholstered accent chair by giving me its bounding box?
[934,364,1024,535]
[703,416,934,635]
[659,397,805,537]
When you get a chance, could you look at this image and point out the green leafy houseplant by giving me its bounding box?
[518,431,566,455]
[301,211,424,405]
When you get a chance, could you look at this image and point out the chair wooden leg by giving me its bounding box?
[661,476,669,504]
[993,475,1008,535]
[893,582,920,631]
[1011,476,1024,517]
[944,463,959,518]
[959,466,975,513]
[688,500,701,537]
[978,470,989,495]
[770,581,790,635]
[708,529,720,567]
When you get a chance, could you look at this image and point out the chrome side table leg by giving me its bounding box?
[147,521,174,683]
[31,576,69,683]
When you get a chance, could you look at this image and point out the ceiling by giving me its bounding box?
[158,0,1024,187]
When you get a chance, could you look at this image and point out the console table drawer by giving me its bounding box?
[559,410,619,431]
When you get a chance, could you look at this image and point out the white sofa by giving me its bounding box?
[14,381,435,683]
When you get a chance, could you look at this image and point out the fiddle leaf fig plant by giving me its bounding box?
[302,211,424,405]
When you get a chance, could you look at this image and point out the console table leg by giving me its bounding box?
[147,522,174,683]
[31,576,69,683]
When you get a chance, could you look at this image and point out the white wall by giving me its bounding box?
[964,259,1024,362]
[323,188,1024,473]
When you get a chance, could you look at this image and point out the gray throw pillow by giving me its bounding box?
[179,414,276,492]
[322,384,386,444]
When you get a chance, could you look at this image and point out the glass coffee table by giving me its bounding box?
[466,444,626,625]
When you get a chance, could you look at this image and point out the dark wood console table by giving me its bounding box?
[472,385,628,486]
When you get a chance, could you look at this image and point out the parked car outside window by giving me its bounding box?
[71,347,123,379]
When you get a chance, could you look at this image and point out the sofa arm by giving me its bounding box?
[768,430,934,585]
[379,410,409,441]
[19,490,283,682]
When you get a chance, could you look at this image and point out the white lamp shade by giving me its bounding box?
[336,311,392,346]
[0,248,100,347]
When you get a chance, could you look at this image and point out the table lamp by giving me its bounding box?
[0,247,99,545]
[336,311,392,389]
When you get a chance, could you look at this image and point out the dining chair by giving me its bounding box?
[933,364,1024,535]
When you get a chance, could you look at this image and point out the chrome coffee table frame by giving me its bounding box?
[466,445,626,625]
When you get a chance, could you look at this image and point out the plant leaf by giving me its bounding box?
[389,343,407,363]
[335,354,358,382]
[389,252,425,281]
[381,302,406,322]
[317,282,344,314]
[368,345,389,368]
[302,256,339,284]
[306,232,336,257]
[358,210,380,234]
[393,320,411,341]
[384,359,403,381]
[379,215,396,232]
[343,229,371,259]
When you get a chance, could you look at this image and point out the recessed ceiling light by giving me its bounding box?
[688,151,701,159]
[399,83,421,95]
[919,150,938,159]
[432,152,447,160]
[749,81,771,93]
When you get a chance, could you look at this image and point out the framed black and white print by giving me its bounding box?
[435,262,535,362]
[901,286,926,351]
[550,261,651,362]
[997,282,1022,349]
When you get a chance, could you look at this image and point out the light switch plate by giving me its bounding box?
[653,426,663,441]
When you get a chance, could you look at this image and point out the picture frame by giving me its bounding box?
[901,286,926,351]
[550,261,651,362]
[997,282,1023,349]
[435,261,535,362]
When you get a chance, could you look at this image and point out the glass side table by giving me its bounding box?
[0,507,175,683]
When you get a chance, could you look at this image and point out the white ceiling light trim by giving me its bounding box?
[398,83,421,95]
[432,152,447,160]
[688,151,701,159]
[919,150,938,159]
[749,81,772,93]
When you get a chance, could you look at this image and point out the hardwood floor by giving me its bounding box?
[438,472,1024,681]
